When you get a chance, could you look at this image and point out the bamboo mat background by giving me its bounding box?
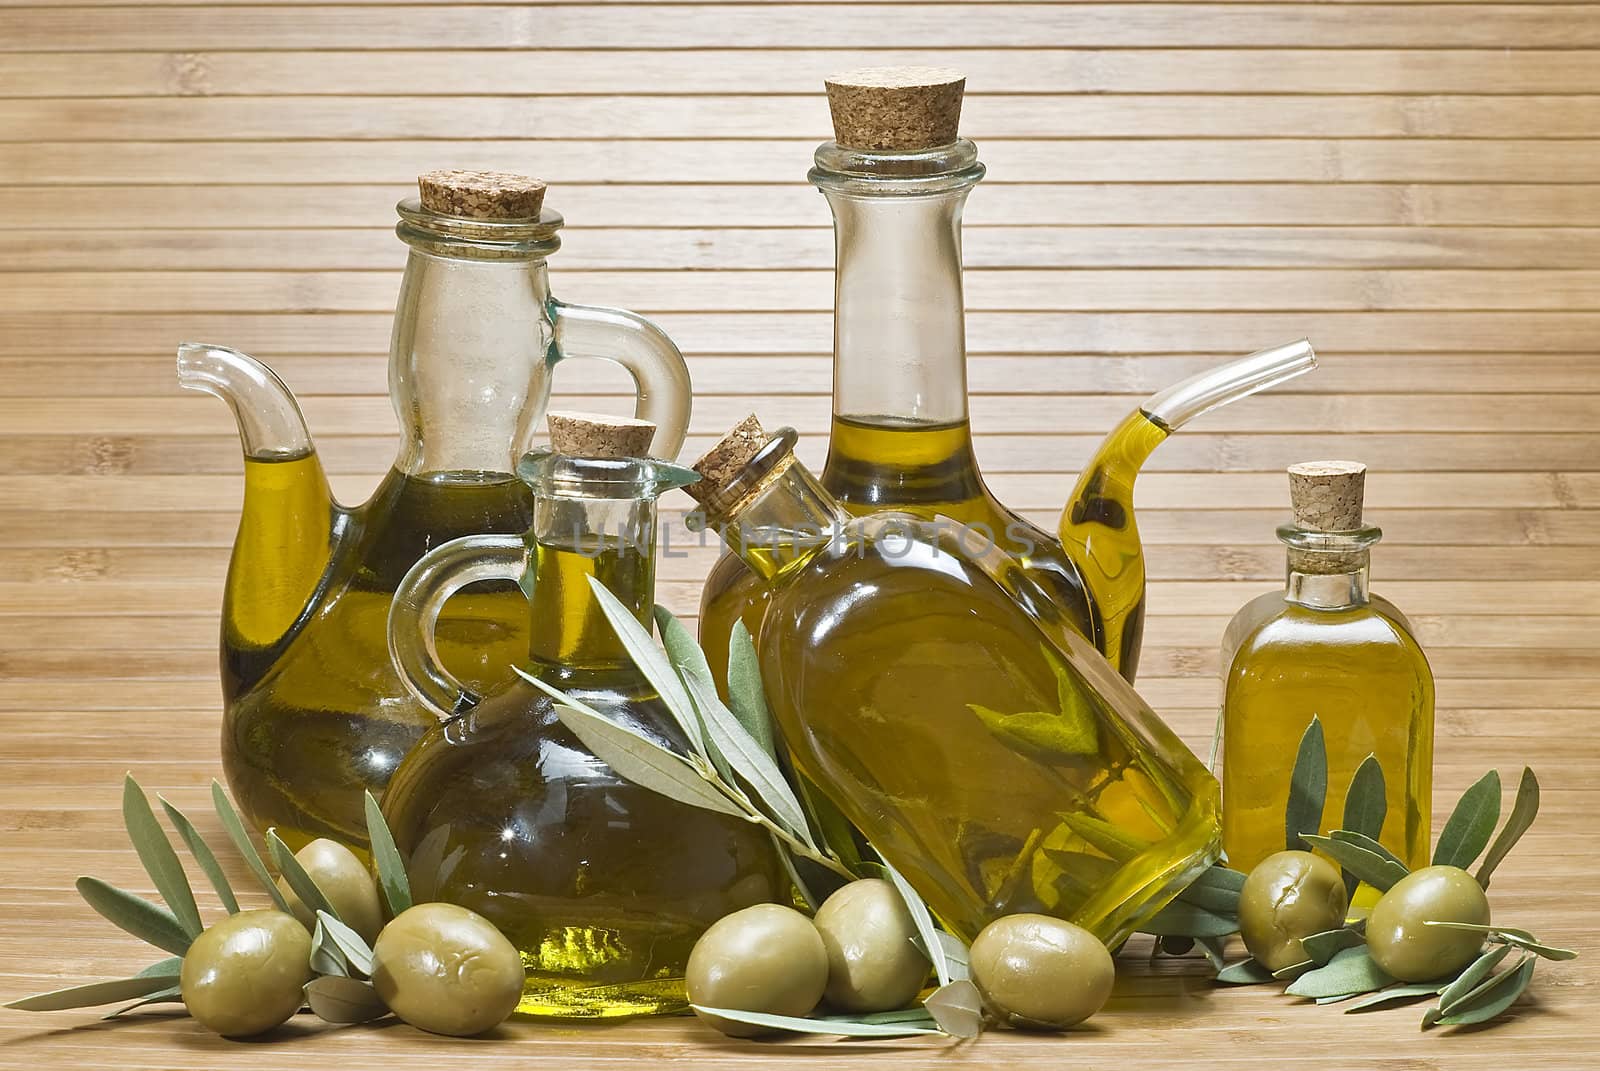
[1,3,1597,1067]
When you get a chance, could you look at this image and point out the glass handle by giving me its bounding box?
[387,534,529,721]
[551,300,693,460]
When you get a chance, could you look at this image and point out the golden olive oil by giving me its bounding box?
[381,530,780,1019]
[221,455,531,850]
[699,414,1097,690]
[754,528,1220,944]
[1221,594,1435,877]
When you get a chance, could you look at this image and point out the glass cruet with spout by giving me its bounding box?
[175,170,693,851]
[695,66,1317,693]
[383,413,780,1020]
[686,415,1222,946]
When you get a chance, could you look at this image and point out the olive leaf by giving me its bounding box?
[5,973,183,1012]
[363,790,412,917]
[1299,927,1366,965]
[1437,944,1514,1013]
[1328,829,1408,871]
[923,979,984,1039]
[1195,936,1228,972]
[1285,718,1328,852]
[305,975,389,1025]
[267,828,341,924]
[1423,955,1536,1029]
[1215,958,1275,985]
[681,668,816,845]
[316,909,375,977]
[136,956,183,978]
[1340,755,1388,900]
[727,621,777,757]
[211,780,291,913]
[1423,922,1577,961]
[311,917,350,978]
[881,856,955,988]
[157,796,239,915]
[1299,835,1408,892]
[691,1005,943,1038]
[584,577,706,758]
[1272,961,1315,982]
[1433,769,1502,870]
[1477,767,1539,890]
[122,775,203,938]
[533,684,744,820]
[933,932,971,983]
[1138,899,1239,938]
[1055,811,1153,863]
[1172,864,1247,914]
[1344,983,1442,1013]
[653,606,733,783]
[1284,946,1394,1000]
[74,876,194,956]
[821,1008,940,1026]
[101,985,185,1020]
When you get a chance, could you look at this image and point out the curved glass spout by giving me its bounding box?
[179,341,340,659]
[177,342,317,461]
[1060,339,1318,680]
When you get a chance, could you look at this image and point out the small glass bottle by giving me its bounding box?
[383,414,780,1020]
[1220,462,1435,879]
[686,416,1220,946]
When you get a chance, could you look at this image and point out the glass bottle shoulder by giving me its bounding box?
[1221,589,1432,681]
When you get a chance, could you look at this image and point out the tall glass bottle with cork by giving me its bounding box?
[1220,462,1435,879]
[696,67,1316,688]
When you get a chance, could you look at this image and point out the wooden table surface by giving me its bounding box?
[3,0,1599,1067]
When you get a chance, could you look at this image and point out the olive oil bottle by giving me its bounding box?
[1220,462,1435,880]
[181,169,693,851]
[688,416,1220,946]
[697,67,1316,691]
[383,415,780,1019]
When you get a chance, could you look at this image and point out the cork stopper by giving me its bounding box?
[547,410,655,459]
[685,414,770,504]
[1288,461,1367,532]
[418,169,547,220]
[824,66,965,151]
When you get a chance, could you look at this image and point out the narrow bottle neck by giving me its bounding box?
[389,251,553,476]
[821,186,973,425]
[1279,521,1382,610]
[707,456,848,584]
[1285,556,1372,610]
[524,495,656,670]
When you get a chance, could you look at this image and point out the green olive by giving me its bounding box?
[180,909,312,1037]
[685,903,828,1037]
[370,902,524,1036]
[1238,850,1349,972]
[275,838,384,944]
[969,914,1114,1031]
[812,878,929,1012]
[1366,865,1490,982]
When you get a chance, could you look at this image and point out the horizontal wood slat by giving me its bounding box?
[6,6,1600,52]
[11,139,1600,184]
[5,49,1600,97]
[12,95,1600,141]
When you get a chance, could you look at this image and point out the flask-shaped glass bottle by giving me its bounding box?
[687,416,1221,945]
[179,170,692,849]
[1220,462,1435,880]
[384,414,779,1019]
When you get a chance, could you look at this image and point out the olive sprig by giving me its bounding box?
[1213,719,1576,1030]
[5,775,411,1028]
[528,578,983,1040]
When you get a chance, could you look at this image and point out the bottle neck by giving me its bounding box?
[389,250,554,476]
[818,177,975,427]
[696,440,848,584]
[524,494,656,670]
[1279,522,1382,611]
